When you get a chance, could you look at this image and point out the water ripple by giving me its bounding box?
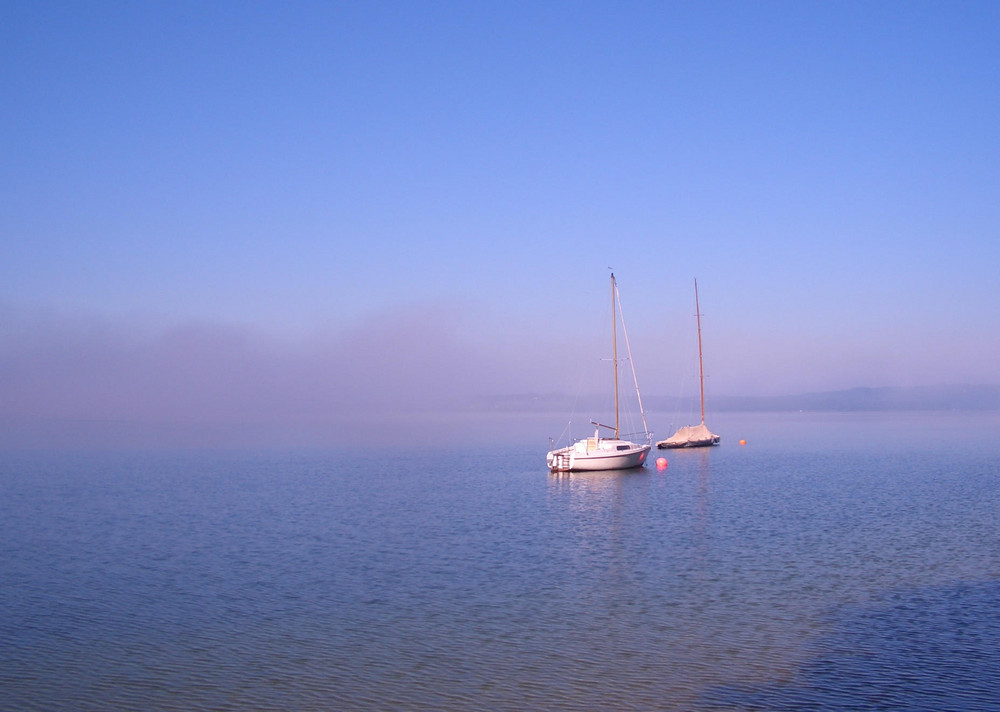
[2,415,1000,710]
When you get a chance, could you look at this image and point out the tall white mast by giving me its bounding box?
[611,272,619,439]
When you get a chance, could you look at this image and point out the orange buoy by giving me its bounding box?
[656,457,668,470]
[739,439,747,446]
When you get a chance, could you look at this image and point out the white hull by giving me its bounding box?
[547,439,651,472]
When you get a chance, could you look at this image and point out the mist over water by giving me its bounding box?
[4,298,997,453]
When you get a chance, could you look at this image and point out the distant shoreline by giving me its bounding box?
[472,384,1000,413]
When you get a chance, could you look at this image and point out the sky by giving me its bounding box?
[2,1,999,449]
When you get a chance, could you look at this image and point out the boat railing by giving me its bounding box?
[619,430,653,445]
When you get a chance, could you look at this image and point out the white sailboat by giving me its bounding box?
[657,279,720,449]
[547,274,652,472]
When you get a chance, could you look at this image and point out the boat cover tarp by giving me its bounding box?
[657,422,719,447]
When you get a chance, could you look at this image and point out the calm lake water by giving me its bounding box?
[2,412,999,711]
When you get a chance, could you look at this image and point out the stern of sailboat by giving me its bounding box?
[547,449,573,472]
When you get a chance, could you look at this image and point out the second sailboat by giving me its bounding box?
[657,278,720,449]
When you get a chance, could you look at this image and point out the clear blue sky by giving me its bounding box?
[2,1,998,447]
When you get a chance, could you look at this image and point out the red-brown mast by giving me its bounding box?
[695,278,706,426]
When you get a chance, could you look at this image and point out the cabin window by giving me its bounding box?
[616,445,630,451]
